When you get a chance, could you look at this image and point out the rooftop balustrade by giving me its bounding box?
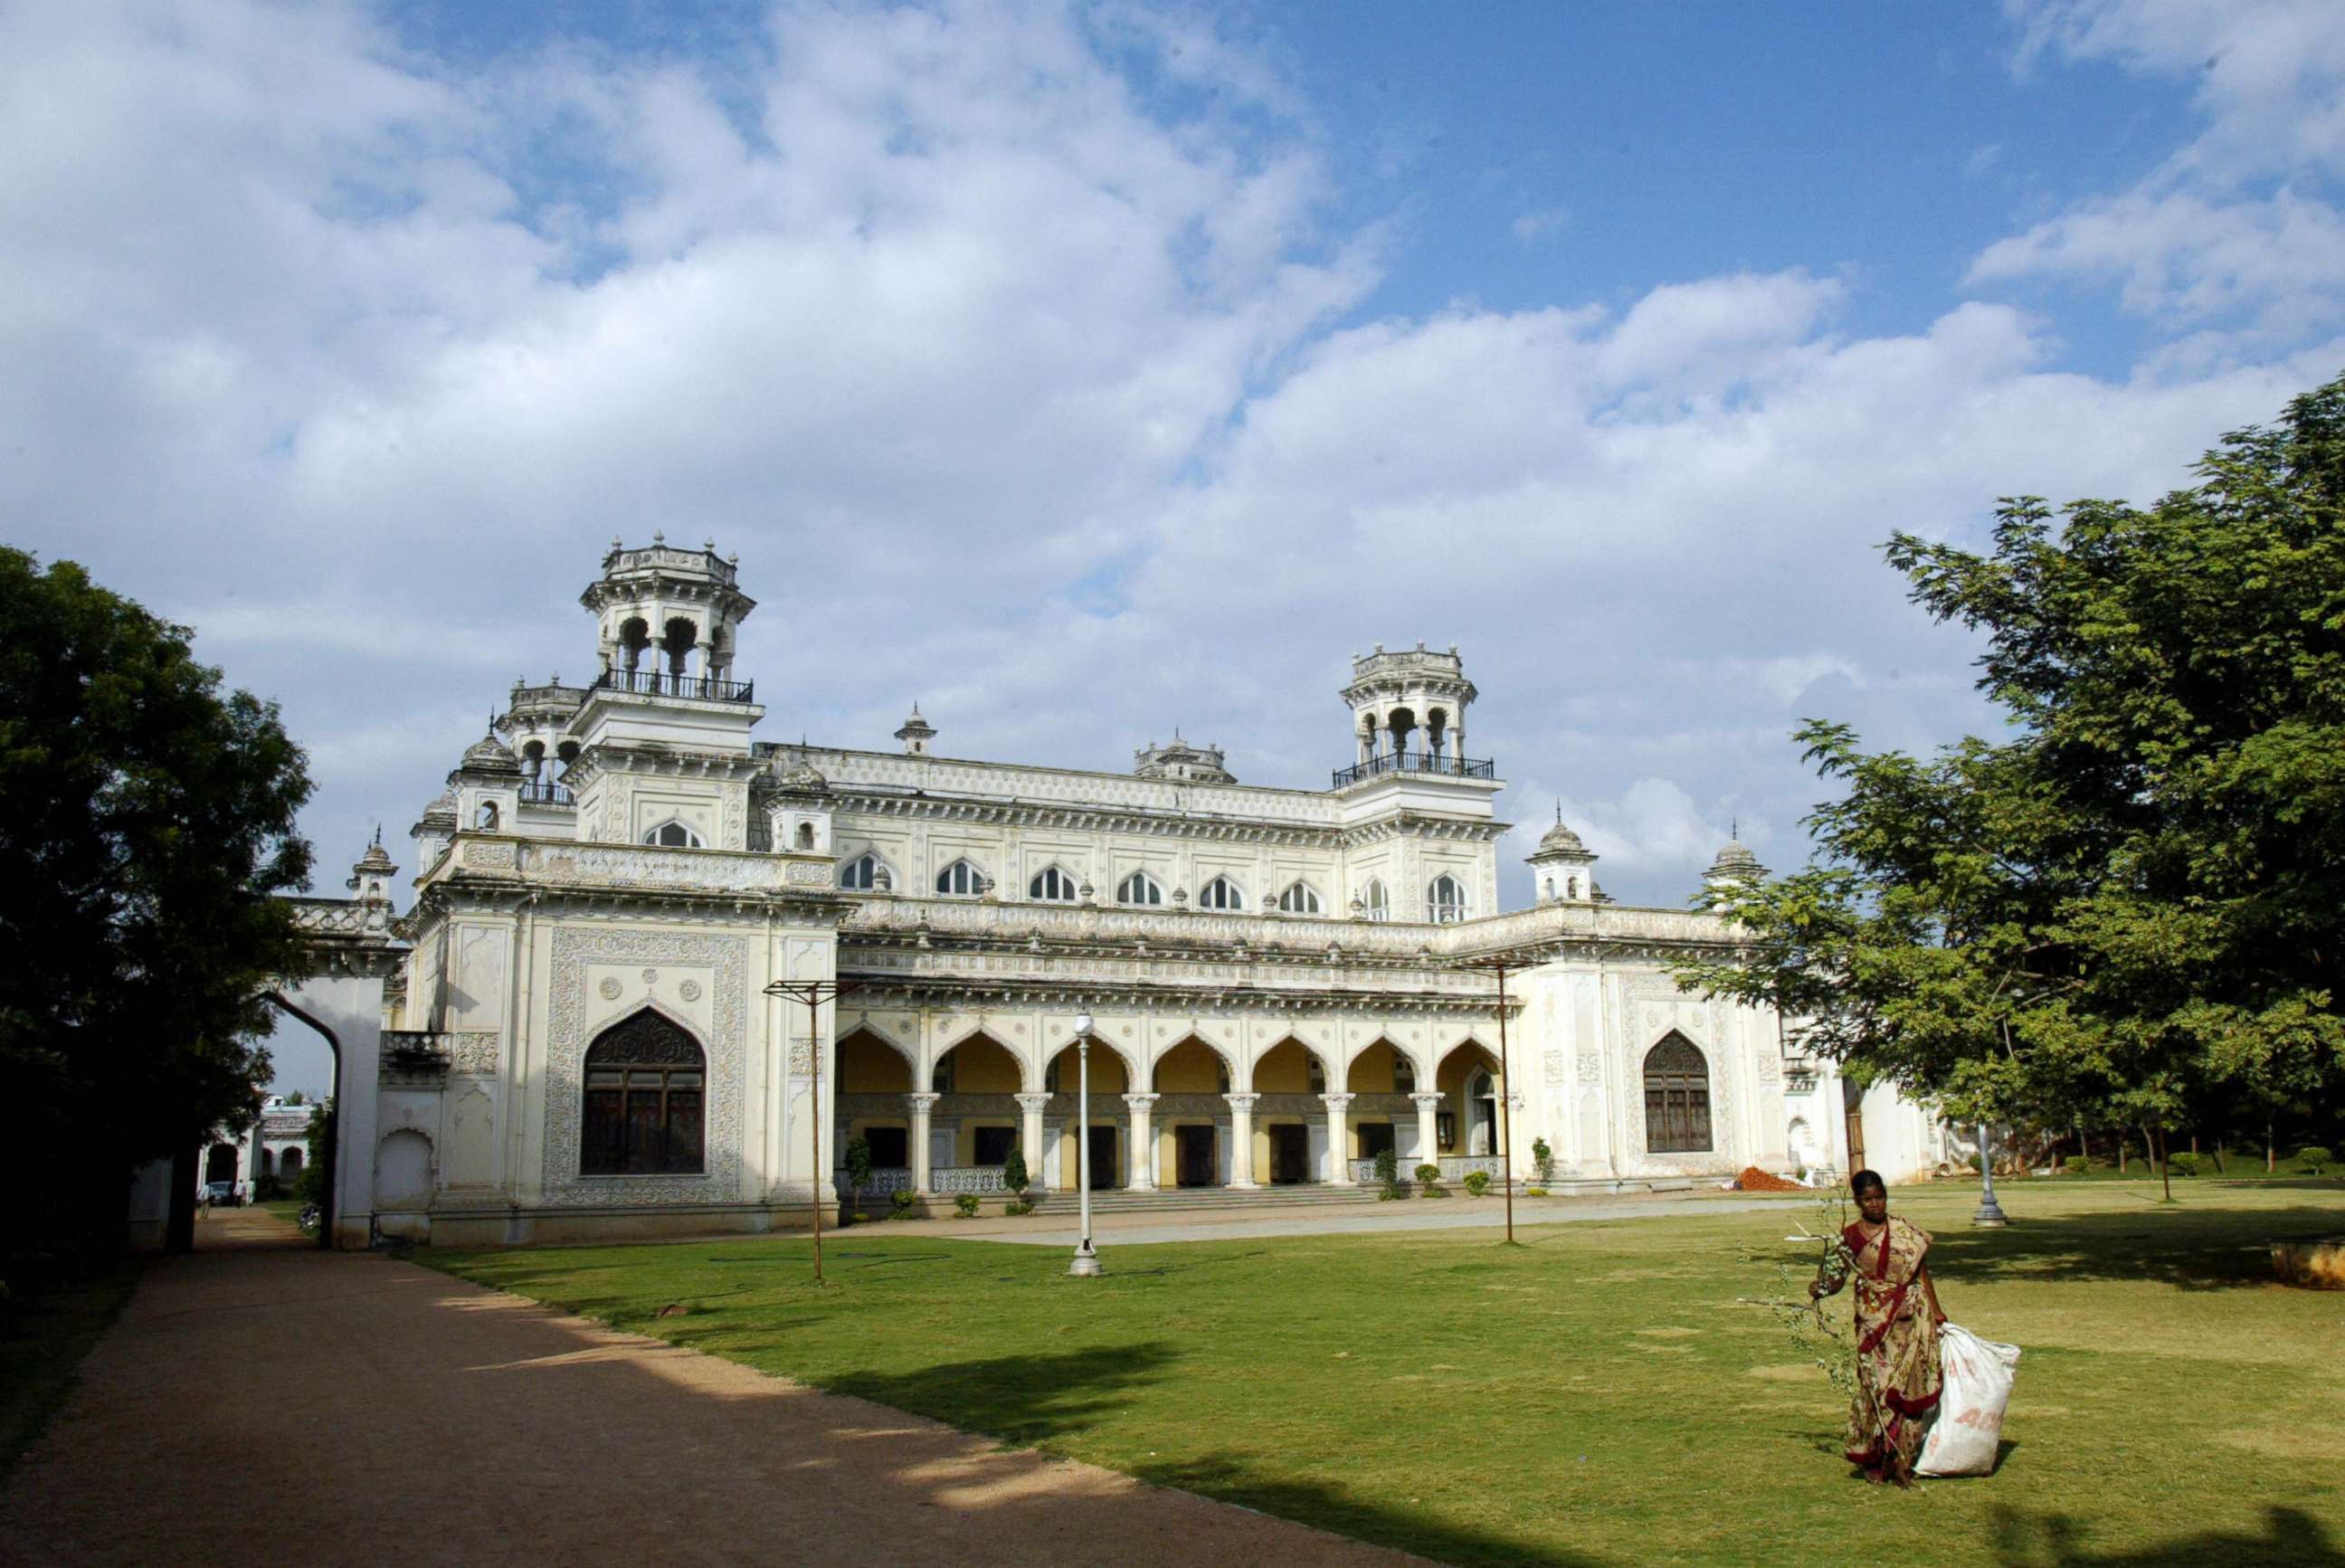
[1332,750,1496,787]
[590,666,756,703]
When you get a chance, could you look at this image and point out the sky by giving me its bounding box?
[5,1,2343,1095]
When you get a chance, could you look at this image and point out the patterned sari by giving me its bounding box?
[1822,1216,1942,1482]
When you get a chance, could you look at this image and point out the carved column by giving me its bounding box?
[1323,1093,1356,1183]
[1123,1093,1158,1190]
[1015,1093,1051,1183]
[1224,1093,1258,1188]
[1412,1091,1445,1173]
[906,1093,940,1193]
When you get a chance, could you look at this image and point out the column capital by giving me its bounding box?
[1013,1093,1053,1113]
[1410,1091,1447,1109]
[903,1093,941,1114]
[1223,1093,1260,1113]
[1121,1093,1160,1111]
[1320,1093,1355,1111]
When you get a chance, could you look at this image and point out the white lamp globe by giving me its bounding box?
[1073,1012,1095,1039]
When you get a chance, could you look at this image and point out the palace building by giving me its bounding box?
[331,538,1816,1247]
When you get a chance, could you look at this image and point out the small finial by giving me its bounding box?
[373,823,383,846]
[1555,801,1563,825]
[652,528,665,545]
[704,535,716,552]
[1732,816,1739,840]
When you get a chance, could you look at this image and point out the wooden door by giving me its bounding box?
[1175,1126,1216,1187]
[1268,1124,1309,1183]
[1087,1125,1120,1189]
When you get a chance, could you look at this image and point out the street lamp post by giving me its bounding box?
[763,976,860,1285]
[1972,1121,2009,1228]
[1068,1012,1102,1278]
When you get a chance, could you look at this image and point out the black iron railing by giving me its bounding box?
[518,778,574,804]
[592,667,756,703]
[1332,751,1495,787]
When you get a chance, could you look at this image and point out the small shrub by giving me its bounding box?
[1004,1199,1035,1216]
[1002,1148,1030,1199]
[849,1212,870,1224]
[1463,1171,1492,1197]
[1965,1152,1984,1174]
[953,1193,980,1219]
[887,1190,917,1221]
[2167,1152,2200,1176]
[1415,1162,1448,1197]
[2298,1146,2333,1174]
[1524,1186,1549,1197]
[1372,1146,1405,1201]
[2063,1155,2090,1177]
[1531,1136,1556,1186]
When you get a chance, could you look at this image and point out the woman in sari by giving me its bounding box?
[1809,1169,1946,1484]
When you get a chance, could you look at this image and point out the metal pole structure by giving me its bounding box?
[1069,1012,1101,1277]
[764,978,860,1285]
[1972,1121,2009,1228]
[1494,963,1515,1245]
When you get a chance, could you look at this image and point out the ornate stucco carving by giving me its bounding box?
[544,926,747,1205]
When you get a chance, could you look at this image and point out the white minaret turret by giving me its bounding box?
[581,533,756,690]
[1703,822,1769,905]
[1526,804,1599,903]
[1341,641,1478,772]
[895,702,936,755]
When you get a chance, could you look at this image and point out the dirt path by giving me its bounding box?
[0,1211,1423,1567]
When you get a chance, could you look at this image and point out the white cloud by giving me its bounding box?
[4,0,2339,917]
[1980,1,2345,337]
[1511,206,1569,242]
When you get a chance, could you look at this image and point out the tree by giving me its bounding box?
[0,550,312,1269]
[841,1136,873,1221]
[1677,375,2345,1178]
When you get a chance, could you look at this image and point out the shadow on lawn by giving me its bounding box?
[823,1343,1597,1565]
[1991,1504,2344,1567]
[1924,1202,2345,1292]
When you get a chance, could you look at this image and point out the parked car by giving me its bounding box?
[203,1181,240,1207]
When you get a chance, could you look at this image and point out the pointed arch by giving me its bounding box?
[1028,864,1080,902]
[1115,869,1165,907]
[935,857,988,897]
[839,850,897,891]
[643,820,703,849]
[1275,879,1323,915]
[1248,1035,1334,1094]
[1198,875,1244,911]
[929,1026,1030,1093]
[1644,1031,1713,1153]
[582,1007,707,1175]
[1151,1033,1236,1094]
[1360,879,1391,922]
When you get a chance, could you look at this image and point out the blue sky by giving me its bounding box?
[3,1,2341,1094]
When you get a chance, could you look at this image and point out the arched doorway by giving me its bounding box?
[835,1031,914,1193]
[1432,1041,1504,1175]
[1644,1034,1713,1154]
[929,1032,1025,1192]
[1343,1040,1421,1179]
[204,1145,237,1185]
[1044,1040,1131,1192]
[582,1010,707,1175]
[1248,1038,1329,1183]
[1152,1038,1231,1187]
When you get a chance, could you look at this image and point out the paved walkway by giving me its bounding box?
[909,1187,1805,1247]
[0,1209,1421,1567]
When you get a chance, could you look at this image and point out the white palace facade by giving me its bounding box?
[329,540,1816,1248]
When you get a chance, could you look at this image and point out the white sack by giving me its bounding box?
[1914,1323,2020,1478]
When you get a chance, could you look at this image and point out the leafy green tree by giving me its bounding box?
[841,1136,873,1221]
[1677,375,2345,1186]
[0,550,311,1267]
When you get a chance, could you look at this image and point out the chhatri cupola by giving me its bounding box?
[1329,641,1502,831]
[562,537,769,849]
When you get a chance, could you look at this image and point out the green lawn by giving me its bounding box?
[425,1181,2345,1567]
[0,1259,142,1479]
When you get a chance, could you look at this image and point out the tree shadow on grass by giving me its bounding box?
[1990,1504,2343,1568]
[1923,1202,2345,1292]
[818,1343,1600,1565]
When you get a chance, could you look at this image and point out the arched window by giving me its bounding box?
[644,821,702,849]
[1116,870,1164,907]
[475,801,499,831]
[1392,1053,1416,1094]
[935,858,987,897]
[1306,1056,1325,1094]
[794,822,815,851]
[1427,873,1467,923]
[280,1145,304,1175]
[1199,876,1243,910]
[1362,880,1390,922]
[522,740,546,778]
[582,1010,706,1174]
[1030,866,1078,902]
[1643,1033,1712,1154]
[1276,881,1321,914]
[840,852,886,890]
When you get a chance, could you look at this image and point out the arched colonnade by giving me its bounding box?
[830,1023,1510,1197]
